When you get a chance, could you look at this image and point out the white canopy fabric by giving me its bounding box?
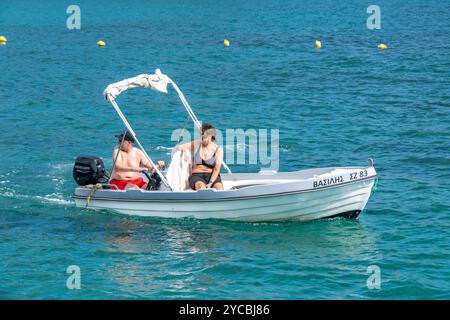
[104,69,171,100]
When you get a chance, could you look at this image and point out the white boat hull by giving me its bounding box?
[74,165,377,222]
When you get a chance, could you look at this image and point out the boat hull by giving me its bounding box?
[74,166,377,222]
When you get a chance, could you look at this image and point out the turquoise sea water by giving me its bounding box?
[1,0,449,299]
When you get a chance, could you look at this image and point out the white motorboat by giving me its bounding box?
[73,70,378,222]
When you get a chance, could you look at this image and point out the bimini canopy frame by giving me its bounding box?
[103,69,232,190]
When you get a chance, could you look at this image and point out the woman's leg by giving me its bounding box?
[211,174,224,190]
[212,182,224,190]
[195,181,207,190]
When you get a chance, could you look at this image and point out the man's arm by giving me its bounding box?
[138,149,155,171]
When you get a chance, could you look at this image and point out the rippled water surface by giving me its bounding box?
[0,0,449,299]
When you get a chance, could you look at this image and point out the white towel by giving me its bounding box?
[166,150,192,191]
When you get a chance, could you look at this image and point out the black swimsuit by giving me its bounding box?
[193,145,219,168]
[189,145,222,189]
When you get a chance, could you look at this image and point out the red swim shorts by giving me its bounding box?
[110,177,146,190]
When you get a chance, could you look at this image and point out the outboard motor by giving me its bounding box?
[142,170,162,190]
[73,156,108,186]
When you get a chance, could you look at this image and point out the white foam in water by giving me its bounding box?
[35,194,74,205]
[225,142,248,152]
[51,163,73,170]
[156,146,174,151]
[155,146,174,155]
[1,191,16,198]
[0,189,73,205]
[0,171,74,207]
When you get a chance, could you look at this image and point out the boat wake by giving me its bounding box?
[34,193,74,205]
[0,188,74,206]
[0,163,76,207]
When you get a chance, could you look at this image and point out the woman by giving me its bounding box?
[177,123,224,190]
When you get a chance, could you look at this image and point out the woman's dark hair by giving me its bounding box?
[201,123,216,141]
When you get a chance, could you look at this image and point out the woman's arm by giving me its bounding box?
[176,141,195,152]
[207,147,223,187]
[177,141,195,161]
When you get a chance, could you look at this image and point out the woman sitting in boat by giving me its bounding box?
[177,123,224,190]
[110,131,165,190]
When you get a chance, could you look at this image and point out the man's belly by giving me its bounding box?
[111,172,141,180]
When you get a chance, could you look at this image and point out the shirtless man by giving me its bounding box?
[109,131,165,190]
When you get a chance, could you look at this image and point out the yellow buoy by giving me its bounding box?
[223,39,230,47]
[315,40,321,49]
[377,43,387,49]
[97,40,106,47]
[0,36,7,44]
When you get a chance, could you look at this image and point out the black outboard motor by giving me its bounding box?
[73,156,108,186]
[142,170,162,190]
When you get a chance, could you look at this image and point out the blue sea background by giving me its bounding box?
[0,0,449,299]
